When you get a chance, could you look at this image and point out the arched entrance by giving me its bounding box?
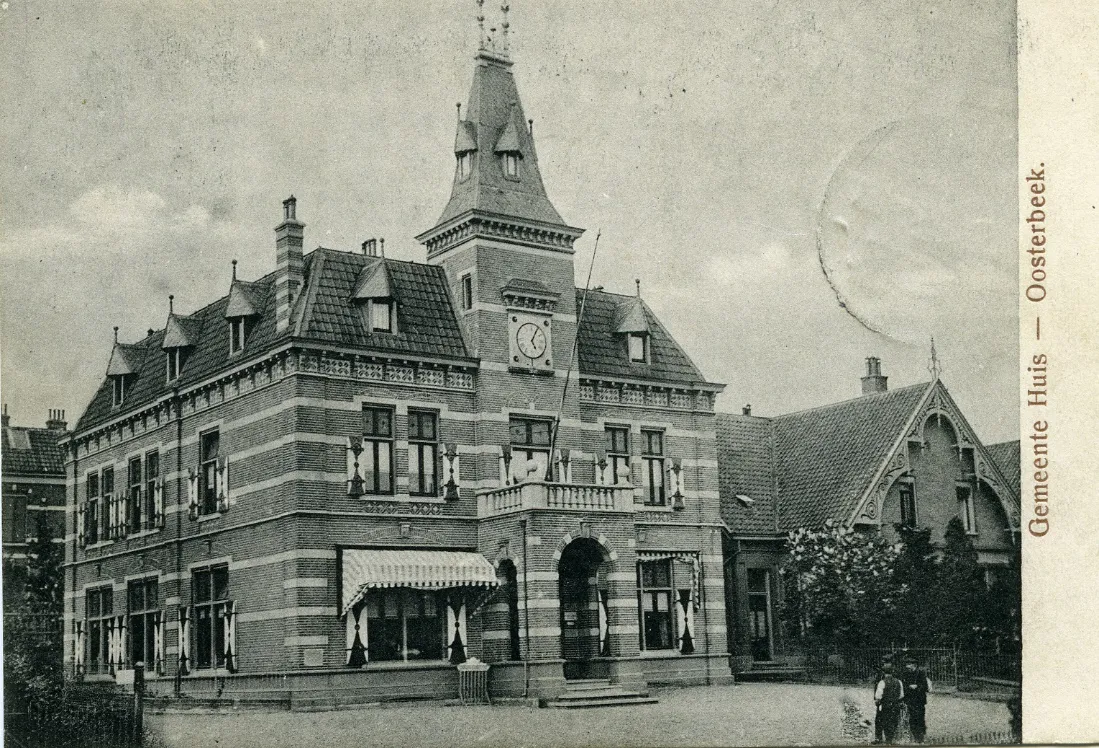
[558,538,609,679]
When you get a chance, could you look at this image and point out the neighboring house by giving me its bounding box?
[2,406,68,607]
[61,34,731,702]
[717,359,1021,670]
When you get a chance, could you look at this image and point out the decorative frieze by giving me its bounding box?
[622,388,645,405]
[418,368,446,387]
[577,379,714,412]
[386,365,416,384]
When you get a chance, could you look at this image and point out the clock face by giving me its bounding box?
[516,322,548,359]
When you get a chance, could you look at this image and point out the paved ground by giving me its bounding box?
[148,683,1011,747]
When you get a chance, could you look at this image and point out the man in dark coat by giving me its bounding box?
[874,661,904,743]
[902,654,932,742]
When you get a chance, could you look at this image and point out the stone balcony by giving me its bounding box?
[477,481,636,518]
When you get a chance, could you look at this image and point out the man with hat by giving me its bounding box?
[901,653,932,742]
[873,657,904,743]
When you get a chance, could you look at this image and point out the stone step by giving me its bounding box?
[557,688,641,701]
[547,695,659,709]
[736,668,807,683]
[564,679,613,691]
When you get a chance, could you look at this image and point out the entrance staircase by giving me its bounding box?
[547,679,658,709]
[735,660,808,683]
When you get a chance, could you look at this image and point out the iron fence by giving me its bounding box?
[801,646,1020,691]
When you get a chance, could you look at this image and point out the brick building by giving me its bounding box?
[717,359,1021,671]
[62,31,731,703]
[3,406,68,606]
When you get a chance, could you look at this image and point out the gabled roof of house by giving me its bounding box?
[773,382,931,530]
[576,289,708,385]
[985,440,1021,492]
[716,413,779,535]
[2,426,65,477]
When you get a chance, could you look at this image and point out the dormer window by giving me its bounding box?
[367,299,394,333]
[166,348,186,381]
[504,152,520,178]
[112,375,130,407]
[229,317,249,354]
[457,152,473,181]
[628,332,649,363]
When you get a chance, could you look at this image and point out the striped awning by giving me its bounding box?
[341,549,498,614]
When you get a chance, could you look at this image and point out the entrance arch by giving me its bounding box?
[558,537,611,679]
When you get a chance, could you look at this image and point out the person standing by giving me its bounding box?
[874,661,904,744]
[902,654,932,743]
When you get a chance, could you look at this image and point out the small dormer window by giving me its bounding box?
[369,299,393,333]
[628,332,649,363]
[112,376,129,407]
[457,152,473,181]
[229,318,248,354]
[166,348,186,381]
[504,152,520,178]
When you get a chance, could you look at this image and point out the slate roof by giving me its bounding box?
[296,250,470,360]
[2,426,65,477]
[716,413,779,535]
[434,53,567,229]
[76,249,475,433]
[986,440,1021,492]
[576,289,708,385]
[772,383,931,530]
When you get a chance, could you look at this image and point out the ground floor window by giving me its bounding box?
[86,586,113,674]
[128,577,159,670]
[638,560,674,650]
[193,565,230,670]
[366,589,444,662]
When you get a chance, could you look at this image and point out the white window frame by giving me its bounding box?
[627,333,648,363]
[503,152,519,178]
[957,482,978,535]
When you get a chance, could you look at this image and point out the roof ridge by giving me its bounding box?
[773,381,930,421]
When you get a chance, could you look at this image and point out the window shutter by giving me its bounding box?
[118,614,129,669]
[186,469,199,520]
[153,611,165,674]
[345,602,368,667]
[223,601,237,673]
[597,588,610,656]
[442,446,460,501]
[93,499,102,542]
[74,620,86,675]
[77,504,86,548]
[215,456,230,513]
[669,458,686,510]
[498,445,512,487]
[106,616,117,673]
[594,452,608,485]
[178,606,191,675]
[677,588,695,654]
[446,598,467,664]
[346,436,365,497]
[554,449,571,483]
[154,478,165,528]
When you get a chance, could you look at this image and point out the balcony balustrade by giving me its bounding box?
[477,481,636,518]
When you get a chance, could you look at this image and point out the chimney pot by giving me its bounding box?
[861,357,888,395]
[362,239,377,257]
[742,404,752,416]
[46,408,67,432]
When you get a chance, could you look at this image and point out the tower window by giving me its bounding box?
[628,333,648,363]
[457,152,473,181]
[504,153,519,178]
[461,274,474,311]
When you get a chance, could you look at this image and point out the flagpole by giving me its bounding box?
[547,229,600,480]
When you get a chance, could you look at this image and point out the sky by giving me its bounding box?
[0,0,1018,443]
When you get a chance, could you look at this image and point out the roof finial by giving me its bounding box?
[169,294,174,314]
[380,238,385,258]
[232,259,238,281]
[528,118,533,136]
[456,102,462,121]
[500,3,510,57]
[928,336,942,380]
[476,0,486,50]
[113,326,119,343]
[635,279,641,297]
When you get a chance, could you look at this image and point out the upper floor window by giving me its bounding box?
[503,152,520,178]
[199,430,220,515]
[128,456,143,532]
[628,333,649,363]
[362,406,394,495]
[166,348,186,381]
[605,426,630,484]
[228,318,248,354]
[370,299,393,333]
[84,471,101,545]
[957,483,977,534]
[2,492,28,543]
[641,429,666,506]
[461,274,474,311]
[899,482,918,527]
[509,416,552,481]
[112,375,130,407]
[457,151,473,181]
[408,410,438,497]
[128,450,161,533]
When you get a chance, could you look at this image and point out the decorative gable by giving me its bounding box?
[494,113,523,154]
[225,281,263,318]
[352,260,394,301]
[454,120,478,154]
[614,297,649,334]
[106,342,141,376]
[162,314,201,349]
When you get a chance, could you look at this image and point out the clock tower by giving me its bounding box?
[417,19,584,427]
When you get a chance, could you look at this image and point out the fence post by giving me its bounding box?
[952,644,959,690]
[134,662,145,745]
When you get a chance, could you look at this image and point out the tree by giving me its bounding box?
[934,517,990,647]
[24,510,64,616]
[890,525,939,646]
[781,520,902,649]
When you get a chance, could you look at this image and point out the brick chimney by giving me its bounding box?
[275,196,305,332]
[362,239,377,257]
[742,404,752,416]
[1,404,9,428]
[46,409,68,432]
[861,357,888,395]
